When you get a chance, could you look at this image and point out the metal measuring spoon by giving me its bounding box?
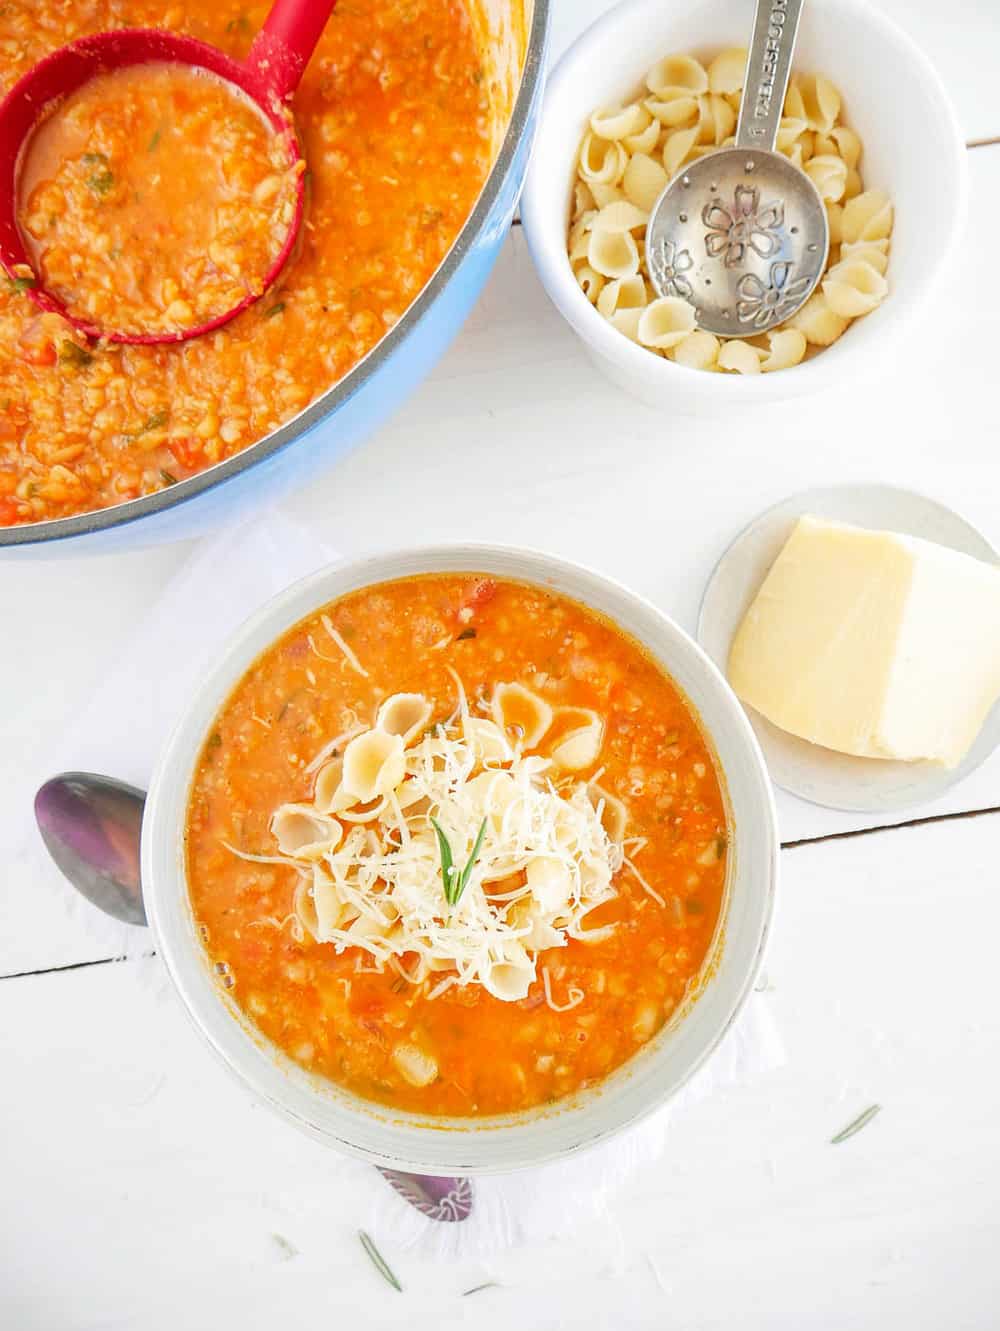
[35,771,474,1223]
[646,0,828,337]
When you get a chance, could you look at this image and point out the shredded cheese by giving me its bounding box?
[623,853,666,907]
[233,679,627,1002]
[320,614,369,677]
[542,966,585,1012]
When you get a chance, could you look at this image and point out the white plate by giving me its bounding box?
[697,484,1000,814]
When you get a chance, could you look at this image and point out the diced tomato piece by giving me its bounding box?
[167,437,207,471]
[462,577,497,611]
[0,497,22,526]
[20,340,56,367]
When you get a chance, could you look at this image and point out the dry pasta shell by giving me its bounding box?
[579,131,627,185]
[821,258,889,317]
[593,199,648,232]
[636,296,696,350]
[841,189,893,243]
[662,123,700,176]
[587,226,640,279]
[590,101,649,141]
[597,274,647,318]
[644,93,700,128]
[839,237,889,274]
[830,126,862,169]
[671,329,720,370]
[622,152,669,211]
[707,47,747,95]
[645,54,708,97]
[624,117,662,155]
[589,180,626,209]
[788,290,849,346]
[826,201,844,246]
[783,79,806,121]
[805,153,848,203]
[799,73,841,134]
[759,328,807,372]
[575,264,605,304]
[609,307,644,342]
[775,117,808,153]
[717,340,762,374]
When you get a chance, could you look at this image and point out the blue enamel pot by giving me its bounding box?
[2,1,550,557]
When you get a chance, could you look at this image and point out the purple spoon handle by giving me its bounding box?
[34,770,475,1222]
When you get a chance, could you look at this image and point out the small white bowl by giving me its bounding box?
[520,0,968,409]
[143,545,777,1174]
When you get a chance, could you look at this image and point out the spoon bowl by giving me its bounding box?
[646,0,828,337]
[0,0,335,344]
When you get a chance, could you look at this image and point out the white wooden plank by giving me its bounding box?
[548,0,1000,145]
[2,812,998,1329]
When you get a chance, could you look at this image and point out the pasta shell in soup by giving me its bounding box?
[465,716,513,765]
[270,804,343,859]
[392,1043,439,1088]
[547,706,605,772]
[341,729,406,802]
[526,855,574,914]
[482,946,535,1002]
[376,692,433,746]
[492,682,553,749]
[311,869,349,939]
[464,768,519,846]
[313,757,355,814]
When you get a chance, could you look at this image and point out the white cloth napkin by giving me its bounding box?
[10,511,783,1256]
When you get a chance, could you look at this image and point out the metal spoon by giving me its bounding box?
[34,771,474,1223]
[646,0,828,337]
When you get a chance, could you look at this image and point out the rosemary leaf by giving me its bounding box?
[462,1282,500,1297]
[358,1230,403,1293]
[264,301,285,318]
[456,627,477,641]
[831,1103,881,1144]
[430,816,458,904]
[455,817,488,905]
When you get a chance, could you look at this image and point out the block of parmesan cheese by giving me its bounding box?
[728,515,1000,767]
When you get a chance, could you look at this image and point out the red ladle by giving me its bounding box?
[0,0,337,345]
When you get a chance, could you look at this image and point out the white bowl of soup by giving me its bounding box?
[143,546,777,1173]
[520,0,967,409]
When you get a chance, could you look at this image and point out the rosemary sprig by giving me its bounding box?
[831,1103,881,1144]
[431,815,488,907]
[358,1230,402,1292]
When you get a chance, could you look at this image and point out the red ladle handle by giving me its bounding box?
[246,0,338,102]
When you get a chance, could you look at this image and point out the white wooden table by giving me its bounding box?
[3,4,999,1326]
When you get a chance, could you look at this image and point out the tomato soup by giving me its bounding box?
[0,0,498,525]
[185,576,729,1118]
[20,63,299,336]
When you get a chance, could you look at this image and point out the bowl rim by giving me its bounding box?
[520,0,969,404]
[142,541,779,1173]
[0,0,551,550]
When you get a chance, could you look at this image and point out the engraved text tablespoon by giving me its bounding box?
[34,771,475,1223]
[646,0,829,337]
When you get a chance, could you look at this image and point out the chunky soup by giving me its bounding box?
[20,63,299,337]
[0,0,496,525]
[186,575,729,1117]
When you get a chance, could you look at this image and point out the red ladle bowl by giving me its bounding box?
[0,0,336,345]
